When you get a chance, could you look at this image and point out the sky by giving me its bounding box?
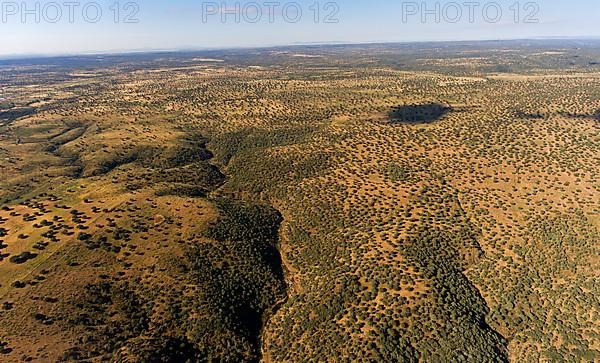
[1,0,599,57]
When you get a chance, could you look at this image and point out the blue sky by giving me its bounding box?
[1,0,599,56]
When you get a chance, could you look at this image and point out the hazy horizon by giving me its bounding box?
[3,36,600,61]
[2,0,600,57]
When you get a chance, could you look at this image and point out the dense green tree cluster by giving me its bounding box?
[182,198,286,361]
